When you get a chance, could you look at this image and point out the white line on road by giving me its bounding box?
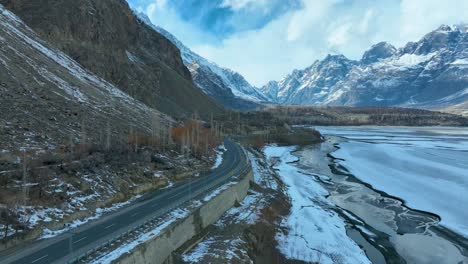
[131,212,139,217]
[73,236,87,244]
[104,224,115,229]
[31,254,48,263]
[168,193,180,200]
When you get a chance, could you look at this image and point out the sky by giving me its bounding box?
[128,0,468,87]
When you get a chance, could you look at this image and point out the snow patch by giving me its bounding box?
[91,208,189,264]
[211,145,226,170]
[39,195,142,239]
[202,182,236,202]
[125,50,142,64]
[182,237,246,263]
[393,52,437,67]
[451,58,468,65]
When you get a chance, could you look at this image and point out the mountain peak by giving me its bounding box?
[323,54,350,62]
[361,42,397,64]
[436,24,453,32]
[261,23,468,109]
[400,23,466,56]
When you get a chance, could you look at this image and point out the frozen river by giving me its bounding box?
[316,127,468,238]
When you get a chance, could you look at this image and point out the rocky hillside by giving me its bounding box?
[0,3,171,155]
[134,12,268,110]
[262,25,468,115]
[0,0,224,118]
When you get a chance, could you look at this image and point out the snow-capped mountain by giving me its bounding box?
[135,12,268,110]
[260,55,357,105]
[262,25,468,114]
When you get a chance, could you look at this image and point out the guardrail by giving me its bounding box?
[67,144,252,264]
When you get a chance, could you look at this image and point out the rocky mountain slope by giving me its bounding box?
[134,12,268,110]
[1,0,224,118]
[0,3,171,155]
[262,25,468,114]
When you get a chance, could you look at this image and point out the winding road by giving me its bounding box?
[0,138,249,264]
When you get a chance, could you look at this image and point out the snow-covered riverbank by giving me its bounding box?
[264,145,371,264]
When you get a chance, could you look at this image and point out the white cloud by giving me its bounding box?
[140,0,468,87]
[358,9,375,35]
[220,0,267,11]
[152,0,167,9]
[399,0,468,42]
[286,0,336,42]
[198,0,468,86]
[144,1,215,47]
[327,22,352,47]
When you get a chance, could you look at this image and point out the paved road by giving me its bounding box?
[0,138,249,264]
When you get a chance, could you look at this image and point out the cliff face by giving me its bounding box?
[1,0,223,117]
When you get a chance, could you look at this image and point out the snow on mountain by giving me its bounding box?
[262,24,468,113]
[361,42,397,64]
[134,11,268,109]
[261,55,357,105]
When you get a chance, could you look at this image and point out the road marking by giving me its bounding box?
[168,193,181,200]
[131,212,139,217]
[73,236,87,244]
[31,254,48,263]
[104,224,115,229]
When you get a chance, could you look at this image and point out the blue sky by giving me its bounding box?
[128,0,468,86]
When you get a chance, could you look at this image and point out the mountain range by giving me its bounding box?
[135,17,468,115]
[261,25,468,115]
[1,0,467,116]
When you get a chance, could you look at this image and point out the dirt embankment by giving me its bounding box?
[245,183,292,264]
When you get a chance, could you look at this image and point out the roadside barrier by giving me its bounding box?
[67,144,251,264]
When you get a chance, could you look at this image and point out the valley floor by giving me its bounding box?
[178,127,468,264]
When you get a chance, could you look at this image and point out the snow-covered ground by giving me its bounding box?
[211,145,227,170]
[317,126,468,238]
[182,237,249,263]
[264,145,371,264]
[91,209,189,264]
[39,195,142,239]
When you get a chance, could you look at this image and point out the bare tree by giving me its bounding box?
[0,203,20,238]
[106,121,111,151]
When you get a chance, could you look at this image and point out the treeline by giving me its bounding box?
[259,106,468,126]
[0,115,223,238]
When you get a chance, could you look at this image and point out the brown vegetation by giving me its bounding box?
[263,105,468,126]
